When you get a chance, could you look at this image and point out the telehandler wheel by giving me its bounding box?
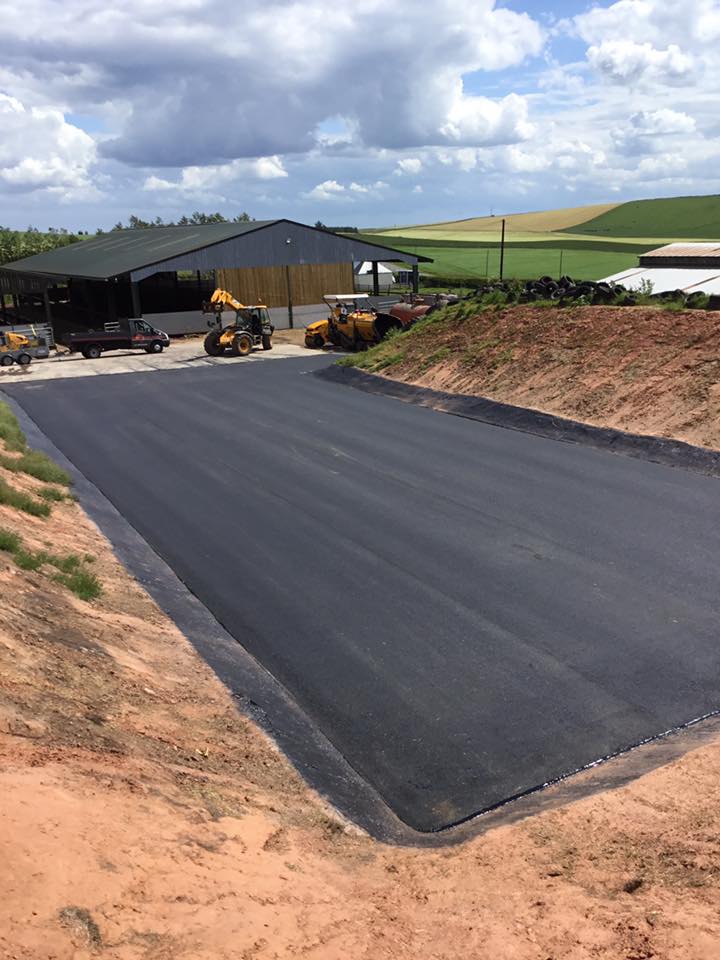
[0,355,13,367]
[203,329,225,357]
[307,334,324,349]
[261,334,272,351]
[231,332,253,357]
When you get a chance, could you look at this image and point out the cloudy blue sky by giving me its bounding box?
[0,0,717,230]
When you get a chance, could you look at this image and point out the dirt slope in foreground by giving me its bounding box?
[3,450,720,959]
[376,305,720,449]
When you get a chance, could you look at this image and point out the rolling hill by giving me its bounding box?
[562,195,720,238]
[379,202,621,238]
[370,194,720,282]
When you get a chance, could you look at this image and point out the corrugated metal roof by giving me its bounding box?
[602,266,720,294]
[642,243,720,258]
[1,221,274,280]
[0,219,431,281]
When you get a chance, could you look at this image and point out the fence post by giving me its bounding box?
[499,219,506,280]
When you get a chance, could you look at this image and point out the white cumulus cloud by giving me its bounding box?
[0,0,544,167]
[396,158,423,175]
[586,40,694,84]
[305,179,346,201]
[0,94,96,194]
[143,156,287,194]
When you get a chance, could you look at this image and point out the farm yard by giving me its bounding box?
[5,0,720,953]
[4,204,720,958]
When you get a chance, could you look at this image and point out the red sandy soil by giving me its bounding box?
[2,430,720,959]
[377,305,720,449]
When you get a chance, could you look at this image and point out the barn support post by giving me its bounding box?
[43,289,52,326]
[371,261,380,297]
[107,281,117,323]
[285,265,294,329]
[411,264,419,294]
[130,281,142,319]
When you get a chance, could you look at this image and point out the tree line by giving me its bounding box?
[314,221,359,233]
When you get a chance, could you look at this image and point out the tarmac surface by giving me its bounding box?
[6,356,720,832]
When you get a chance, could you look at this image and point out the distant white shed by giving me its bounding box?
[603,243,720,295]
[354,261,395,293]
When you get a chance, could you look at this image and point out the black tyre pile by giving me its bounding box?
[521,276,630,304]
[467,276,718,310]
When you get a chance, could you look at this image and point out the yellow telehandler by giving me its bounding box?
[201,289,274,357]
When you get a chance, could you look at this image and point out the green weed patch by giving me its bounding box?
[0,450,71,486]
[0,402,26,452]
[0,478,51,517]
[0,525,102,600]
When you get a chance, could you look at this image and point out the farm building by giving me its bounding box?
[0,220,431,336]
[603,243,720,295]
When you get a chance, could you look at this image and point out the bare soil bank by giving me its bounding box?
[375,305,720,450]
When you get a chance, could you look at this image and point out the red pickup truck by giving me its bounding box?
[62,319,170,359]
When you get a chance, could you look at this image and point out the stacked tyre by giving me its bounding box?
[520,276,626,304]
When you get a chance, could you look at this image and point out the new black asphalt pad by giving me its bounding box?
[7,357,720,833]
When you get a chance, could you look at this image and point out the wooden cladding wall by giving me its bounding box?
[217,262,354,308]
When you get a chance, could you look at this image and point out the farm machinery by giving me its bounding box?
[0,329,50,367]
[304,293,456,351]
[202,288,274,357]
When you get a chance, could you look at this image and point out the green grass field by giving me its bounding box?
[368,194,720,282]
[365,234,656,282]
[562,195,720,238]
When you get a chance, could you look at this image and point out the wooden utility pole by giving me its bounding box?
[499,219,506,281]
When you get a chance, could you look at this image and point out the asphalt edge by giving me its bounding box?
[1,392,422,846]
[315,364,720,478]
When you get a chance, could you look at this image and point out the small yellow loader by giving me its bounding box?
[0,329,50,367]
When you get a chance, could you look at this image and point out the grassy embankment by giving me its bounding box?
[338,285,706,377]
[0,401,101,600]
